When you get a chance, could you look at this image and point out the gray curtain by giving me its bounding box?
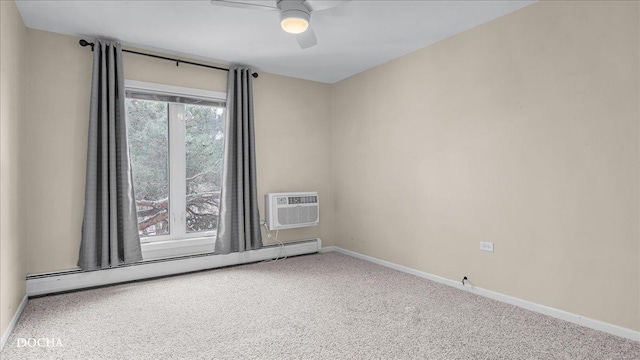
[215,66,263,254]
[78,39,142,271]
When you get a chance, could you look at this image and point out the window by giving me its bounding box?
[125,81,226,245]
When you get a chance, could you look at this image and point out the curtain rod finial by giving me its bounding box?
[79,39,94,51]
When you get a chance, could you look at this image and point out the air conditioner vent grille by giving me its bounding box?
[266,192,319,230]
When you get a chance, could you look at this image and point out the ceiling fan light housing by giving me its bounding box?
[280,9,310,34]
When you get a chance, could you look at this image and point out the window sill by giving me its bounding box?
[141,236,215,261]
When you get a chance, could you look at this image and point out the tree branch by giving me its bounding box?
[138,212,168,231]
[186,191,220,200]
[136,198,168,208]
[137,207,166,218]
[186,171,213,183]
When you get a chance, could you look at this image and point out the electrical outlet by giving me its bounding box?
[480,241,494,252]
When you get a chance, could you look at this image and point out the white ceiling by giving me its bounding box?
[15,0,535,84]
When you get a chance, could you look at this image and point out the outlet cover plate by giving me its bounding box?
[480,241,494,252]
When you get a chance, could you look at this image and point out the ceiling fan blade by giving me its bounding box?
[210,0,278,11]
[296,26,317,49]
[303,0,351,12]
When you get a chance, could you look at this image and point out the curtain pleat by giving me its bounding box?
[215,66,262,254]
[78,39,142,270]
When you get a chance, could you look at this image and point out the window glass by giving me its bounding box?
[185,104,225,233]
[126,99,170,237]
[125,88,225,242]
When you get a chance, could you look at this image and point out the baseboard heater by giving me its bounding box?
[26,238,321,297]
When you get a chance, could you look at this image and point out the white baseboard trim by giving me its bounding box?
[324,246,639,342]
[1,294,28,350]
[27,238,321,297]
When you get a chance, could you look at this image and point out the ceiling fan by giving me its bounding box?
[210,0,351,49]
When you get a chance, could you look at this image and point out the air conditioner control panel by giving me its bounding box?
[283,196,318,204]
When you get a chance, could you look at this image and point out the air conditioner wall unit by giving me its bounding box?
[265,192,319,231]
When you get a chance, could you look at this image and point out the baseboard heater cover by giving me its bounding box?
[26,238,321,297]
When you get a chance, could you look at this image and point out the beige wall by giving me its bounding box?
[23,30,92,275]
[253,72,333,246]
[0,0,27,337]
[24,30,333,274]
[332,1,639,331]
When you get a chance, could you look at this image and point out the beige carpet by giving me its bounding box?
[1,252,639,359]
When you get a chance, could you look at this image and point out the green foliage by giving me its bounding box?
[126,99,169,201]
[185,104,224,194]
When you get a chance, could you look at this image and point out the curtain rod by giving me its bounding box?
[79,39,258,78]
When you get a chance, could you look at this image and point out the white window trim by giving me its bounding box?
[125,80,226,103]
[125,80,226,258]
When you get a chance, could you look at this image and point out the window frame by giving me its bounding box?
[125,80,226,256]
